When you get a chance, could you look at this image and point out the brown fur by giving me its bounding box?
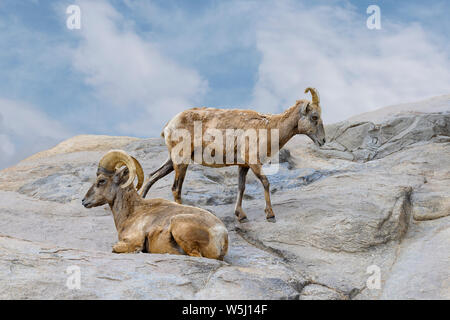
[82,166,228,260]
[142,97,326,222]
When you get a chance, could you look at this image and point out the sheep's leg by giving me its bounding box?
[172,164,188,204]
[145,229,184,255]
[249,164,276,222]
[169,215,210,258]
[112,240,144,253]
[234,166,249,222]
[141,157,174,198]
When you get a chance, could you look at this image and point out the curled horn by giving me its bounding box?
[304,87,320,105]
[113,157,144,191]
[98,150,140,189]
[131,156,144,191]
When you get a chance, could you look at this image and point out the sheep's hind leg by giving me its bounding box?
[172,164,188,204]
[249,164,276,222]
[169,215,210,258]
[234,166,249,223]
[141,157,174,198]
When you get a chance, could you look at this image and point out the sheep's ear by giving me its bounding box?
[113,167,129,185]
[301,102,311,116]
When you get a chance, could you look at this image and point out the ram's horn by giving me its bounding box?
[304,87,320,105]
[111,157,143,190]
[98,150,137,189]
[131,156,144,191]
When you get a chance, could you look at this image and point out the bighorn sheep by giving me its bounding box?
[82,150,228,260]
[141,88,326,223]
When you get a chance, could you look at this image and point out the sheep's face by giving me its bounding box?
[298,102,326,147]
[82,168,129,208]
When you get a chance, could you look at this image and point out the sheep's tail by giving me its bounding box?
[161,122,169,138]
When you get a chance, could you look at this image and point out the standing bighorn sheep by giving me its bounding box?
[82,150,228,260]
[141,87,326,223]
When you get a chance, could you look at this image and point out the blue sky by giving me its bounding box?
[0,0,449,169]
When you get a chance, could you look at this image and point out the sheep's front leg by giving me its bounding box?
[112,239,144,253]
[234,166,249,222]
[249,164,276,222]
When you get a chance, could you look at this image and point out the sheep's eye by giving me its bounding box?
[97,179,106,186]
[311,116,319,122]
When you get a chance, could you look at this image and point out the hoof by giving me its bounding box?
[238,217,249,223]
[266,216,276,223]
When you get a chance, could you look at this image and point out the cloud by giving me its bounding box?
[0,134,15,157]
[117,0,450,124]
[249,1,450,123]
[65,0,450,128]
[0,99,70,169]
[70,0,208,136]
[2,0,449,171]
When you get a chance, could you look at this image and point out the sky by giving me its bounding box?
[0,0,449,169]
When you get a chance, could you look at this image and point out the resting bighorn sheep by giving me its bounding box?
[141,87,326,222]
[82,150,228,260]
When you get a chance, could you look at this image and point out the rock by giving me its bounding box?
[278,148,296,169]
[322,113,450,162]
[300,284,346,300]
[0,96,449,299]
[0,192,305,300]
[412,179,450,221]
[347,94,450,123]
[25,135,139,162]
[380,217,450,299]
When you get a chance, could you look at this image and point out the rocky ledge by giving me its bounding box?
[0,96,449,299]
